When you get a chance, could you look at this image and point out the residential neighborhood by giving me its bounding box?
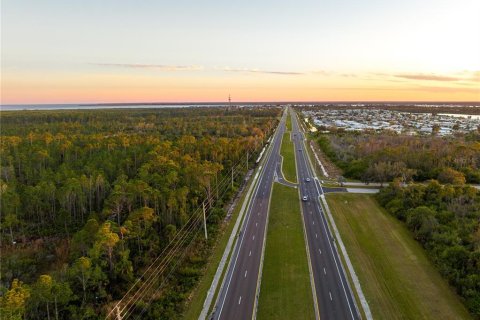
[302,108,480,135]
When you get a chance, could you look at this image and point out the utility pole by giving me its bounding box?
[202,202,208,240]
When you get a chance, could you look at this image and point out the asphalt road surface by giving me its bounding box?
[291,109,360,320]
[212,110,287,320]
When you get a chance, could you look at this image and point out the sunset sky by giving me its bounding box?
[1,0,479,104]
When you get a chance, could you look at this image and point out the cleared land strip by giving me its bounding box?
[326,193,472,320]
[257,183,315,320]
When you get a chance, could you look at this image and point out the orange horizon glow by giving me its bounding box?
[2,70,479,105]
[2,1,479,105]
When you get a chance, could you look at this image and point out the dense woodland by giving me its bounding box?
[0,107,281,319]
[316,131,480,184]
[377,181,480,317]
[314,127,480,317]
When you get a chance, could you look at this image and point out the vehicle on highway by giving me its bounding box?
[302,195,308,201]
[305,177,311,182]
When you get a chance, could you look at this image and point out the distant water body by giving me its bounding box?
[0,104,228,111]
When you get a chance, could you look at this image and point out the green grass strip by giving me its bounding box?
[280,132,297,183]
[257,183,315,320]
[326,193,471,320]
[286,113,292,131]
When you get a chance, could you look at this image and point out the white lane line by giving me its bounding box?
[252,235,255,240]
[256,222,258,227]
[329,292,333,301]
[324,267,327,275]
[315,233,318,238]
[249,250,252,256]
[216,158,268,319]
[319,249,322,254]
[244,270,248,278]
[238,296,242,305]
[313,221,315,225]
[314,199,356,319]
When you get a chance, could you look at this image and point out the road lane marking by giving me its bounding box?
[256,222,258,227]
[329,292,333,301]
[313,221,315,225]
[315,233,318,238]
[324,267,327,275]
[252,235,255,240]
[216,140,275,319]
[238,296,242,304]
[319,249,322,254]
[244,270,248,278]
[249,250,251,256]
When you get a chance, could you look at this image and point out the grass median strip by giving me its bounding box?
[286,112,292,131]
[257,183,315,320]
[280,132,297,183]
[326,193,471,320]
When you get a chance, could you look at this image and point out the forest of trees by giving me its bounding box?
[0,106,281,319]
[377,181,480,317]
[316,131,480,184]
[313,126,480,317]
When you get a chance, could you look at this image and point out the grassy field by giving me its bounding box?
[257,183,315,320]
[326,193,471,320]
[280,132,297,183]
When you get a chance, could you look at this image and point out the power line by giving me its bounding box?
[120,164,249,319]
[120,160,250,319]
[106,141,265,319]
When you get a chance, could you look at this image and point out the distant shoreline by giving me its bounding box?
[1,101,479,113]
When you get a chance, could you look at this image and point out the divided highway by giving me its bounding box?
[212,111,287,320]
[291,109,360,320]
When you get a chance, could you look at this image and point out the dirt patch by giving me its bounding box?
[309,140,343,179]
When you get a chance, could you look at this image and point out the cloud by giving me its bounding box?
[413,86,480,93]
[219,66,304,75]
[94,63,203,71]
[394,73,460,82]
[311,70,332,76]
